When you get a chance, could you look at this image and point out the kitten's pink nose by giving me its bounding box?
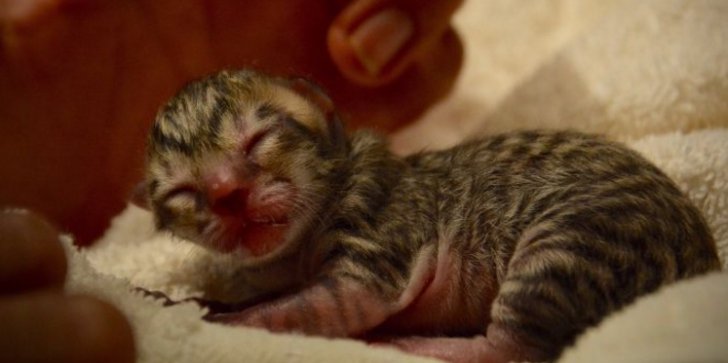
[205,172,250,217]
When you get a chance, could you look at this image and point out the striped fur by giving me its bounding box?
[145,70,721,362]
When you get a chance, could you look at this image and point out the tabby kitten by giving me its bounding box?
[140,69,721,363]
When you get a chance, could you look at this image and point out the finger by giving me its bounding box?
[0,209,67,293]
[1,0,96,23]
[0,0,53,23]
[0,293,135,363]
[330,25,463,132]
[328,0,463,86]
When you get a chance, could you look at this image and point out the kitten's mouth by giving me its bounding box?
[203,180,298,258]
[210,216,291,258]
[233,219,289,257]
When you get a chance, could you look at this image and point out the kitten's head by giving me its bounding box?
[141,69,348,265]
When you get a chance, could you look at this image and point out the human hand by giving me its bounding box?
[0,209,134,363]
[329,0,463,87]
[0,0,462,242]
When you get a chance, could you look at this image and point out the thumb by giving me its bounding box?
[328,0,463,87]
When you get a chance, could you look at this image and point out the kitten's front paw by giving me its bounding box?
[204,309,266,328]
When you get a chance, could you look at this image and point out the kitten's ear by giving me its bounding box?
[287,76,335,115]
[130,181,151,210]
[287,76,348,151]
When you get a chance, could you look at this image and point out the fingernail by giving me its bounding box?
[0,207,63,246]
[1,207,32,216]
[349,7,414,76]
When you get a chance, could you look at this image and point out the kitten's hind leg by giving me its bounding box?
[484,226,624,362]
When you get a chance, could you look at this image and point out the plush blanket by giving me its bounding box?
[66,0,728,362]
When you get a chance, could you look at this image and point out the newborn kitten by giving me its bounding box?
[139,69,721,363]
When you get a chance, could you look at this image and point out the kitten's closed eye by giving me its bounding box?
[245,128,272,156]
[162,185,200,207]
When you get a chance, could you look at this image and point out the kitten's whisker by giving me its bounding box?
[290,199,326,227]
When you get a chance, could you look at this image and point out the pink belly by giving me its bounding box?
[378,244,498,335]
